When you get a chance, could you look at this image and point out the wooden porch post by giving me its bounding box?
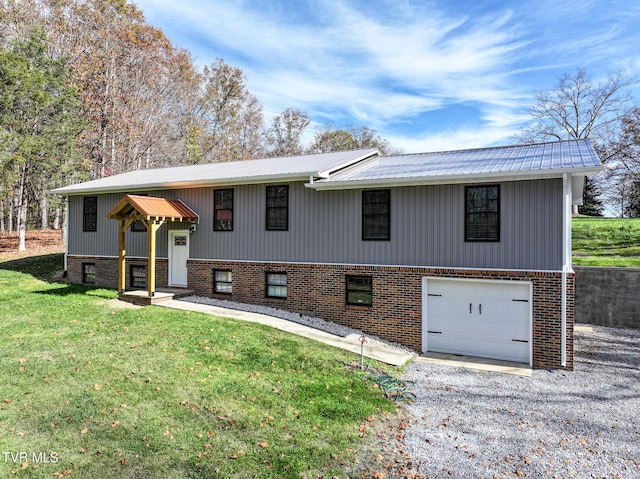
[118,219,126,294]
[147,220,159,297]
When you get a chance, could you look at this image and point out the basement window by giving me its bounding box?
[82,263,96,284]
[346,275,373,306]
[130,265,147,289]
[266,272,287,298]
[213,270,232,294]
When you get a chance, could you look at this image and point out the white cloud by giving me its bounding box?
[135,0,640,152]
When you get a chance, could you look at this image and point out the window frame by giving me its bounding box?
[82,263,96,284]
[83,196,98,232]
[362,189,391,241]
[266,185,289,231]
[465,184,500,242]
[213,269,232,294]
[130,265,147,289]
[265,272,287,299]
[346,275,373,306]
[214,189,234,231]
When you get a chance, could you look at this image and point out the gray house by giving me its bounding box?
[52,139,603,369]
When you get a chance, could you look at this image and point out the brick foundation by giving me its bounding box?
[67,255,574,369]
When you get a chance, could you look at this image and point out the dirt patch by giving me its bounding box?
[100,298,142,309]
[0,229,65,261]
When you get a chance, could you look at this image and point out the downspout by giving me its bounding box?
[63,196,69,276]
[561,173,571,368]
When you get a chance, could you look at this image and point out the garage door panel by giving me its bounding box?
[427,333,450,351]
[424,278,531,364]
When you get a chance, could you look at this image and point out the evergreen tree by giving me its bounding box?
[0,28,85,250]
[578,176,605,216]
[624,179,640,218]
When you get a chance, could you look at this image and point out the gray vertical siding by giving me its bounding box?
[66,178,563,270]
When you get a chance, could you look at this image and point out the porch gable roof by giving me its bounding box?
[107,194,199,223]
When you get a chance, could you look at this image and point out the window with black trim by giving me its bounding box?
[82,263,96,284]
[130,265,147,289]
[465,185,500,242]
[346,275,372,306]
[214,189,234,231]
[266,272,287,298]
[362,190,390,240]
[83,196,97,232]
[266,185,288,231]
[213,269,232,294]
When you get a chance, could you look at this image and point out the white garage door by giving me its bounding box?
[422,278,531,364]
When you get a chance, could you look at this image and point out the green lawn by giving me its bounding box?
[572,217,640,267]
[0,255,397,478]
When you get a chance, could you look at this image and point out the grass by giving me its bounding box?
[572,217,640,267]
[0,255,399,478]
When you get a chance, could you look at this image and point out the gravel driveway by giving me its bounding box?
[402,325,640,478]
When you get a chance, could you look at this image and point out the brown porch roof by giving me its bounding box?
[107,194,199,223]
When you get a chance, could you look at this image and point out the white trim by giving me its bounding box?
[63,196,69,273]
[67,254,166,260]
[560,173,573,367]
[66,254,566,275]
[187,257,565,274]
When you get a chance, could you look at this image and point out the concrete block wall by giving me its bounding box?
[575,266,640,328]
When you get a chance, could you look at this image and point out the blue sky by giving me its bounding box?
[133,0,640,153]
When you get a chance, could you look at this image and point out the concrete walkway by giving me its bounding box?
[155,299,415,367]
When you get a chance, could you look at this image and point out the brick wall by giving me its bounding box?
[67,255,573,369]
[67,256,168,291]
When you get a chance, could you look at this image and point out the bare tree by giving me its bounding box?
[515,69,637,214]
[514,68,636,146]
[265,108,310,157]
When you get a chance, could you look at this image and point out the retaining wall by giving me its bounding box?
[574,266,640,329]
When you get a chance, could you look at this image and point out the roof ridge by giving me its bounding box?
[378,139,591,159]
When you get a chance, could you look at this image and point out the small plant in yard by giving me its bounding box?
[0,255,400,478]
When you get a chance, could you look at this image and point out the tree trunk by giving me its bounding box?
[41,195,48,229]
[8,195,14,233]
[53,205,61,230]
[0,198,5,233]
[17,167,27,252]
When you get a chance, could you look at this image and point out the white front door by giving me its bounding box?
[422,278,532,364]
[168,230,189,287]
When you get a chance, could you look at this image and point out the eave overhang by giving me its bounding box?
[305,165,604,191]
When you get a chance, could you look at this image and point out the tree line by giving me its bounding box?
[1,1,640,252]
[0,0,399,250]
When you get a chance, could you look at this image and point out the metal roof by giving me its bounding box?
[107,195,199,223]
[51,140,603,195]
[308,139,603,190]
[52,149,380,195]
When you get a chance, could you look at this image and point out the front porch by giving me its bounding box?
[118,287,195,306]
